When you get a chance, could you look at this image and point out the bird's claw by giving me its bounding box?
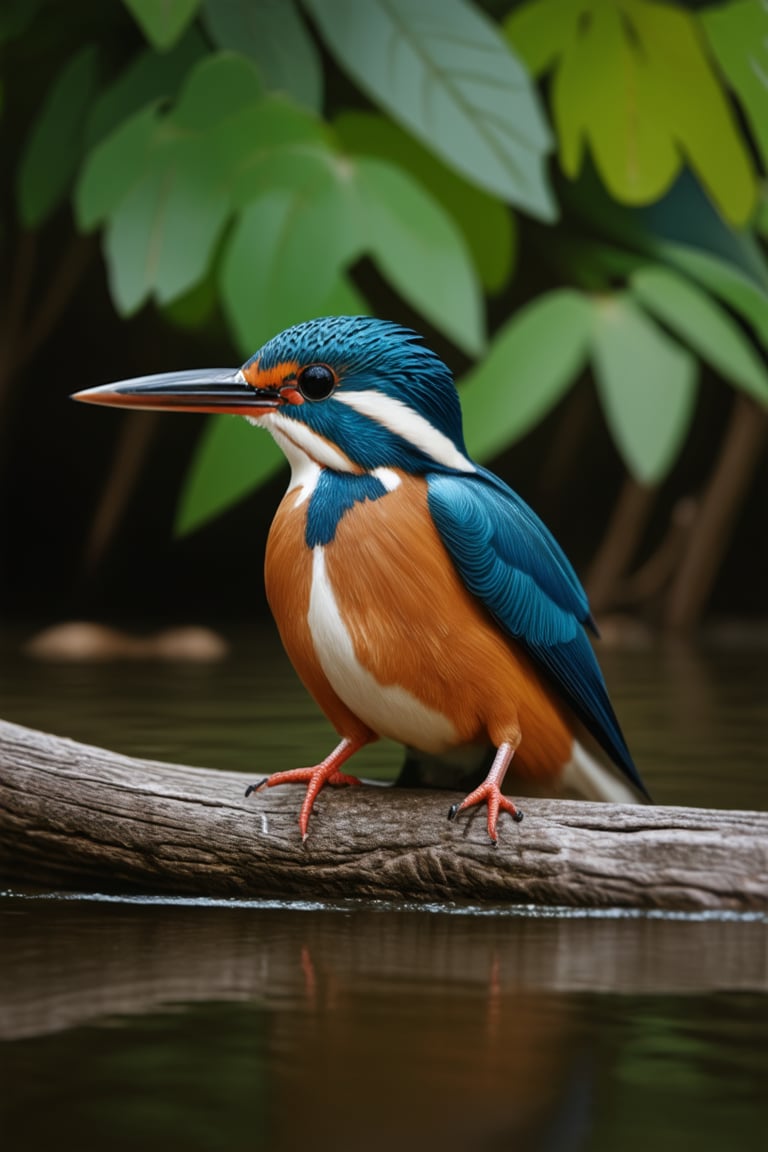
[244,778,267,798]
[447,783,523,842]
[244,745,363,840]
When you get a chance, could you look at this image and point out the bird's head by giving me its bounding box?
[74,316,474,476]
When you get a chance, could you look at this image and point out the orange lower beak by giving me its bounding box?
[72,369,280,416]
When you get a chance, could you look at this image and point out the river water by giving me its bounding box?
[1,625,766,1150]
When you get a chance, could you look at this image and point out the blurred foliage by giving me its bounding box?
[4,0,768,566]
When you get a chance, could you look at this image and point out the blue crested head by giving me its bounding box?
[242,316,471,474]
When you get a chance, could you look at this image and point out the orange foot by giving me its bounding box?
[245,737,363,840]
[447,741,524,843]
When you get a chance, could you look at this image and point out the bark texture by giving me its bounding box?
[1,719,765,912]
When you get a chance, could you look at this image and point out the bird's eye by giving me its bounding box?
[298,364,335,402]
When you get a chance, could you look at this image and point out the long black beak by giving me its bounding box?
[72,369,280,415]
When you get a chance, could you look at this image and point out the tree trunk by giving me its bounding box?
[0,719,765,912]
[665,394,768,632]
[585,477,657,613]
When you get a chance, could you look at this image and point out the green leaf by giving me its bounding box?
[170,51,262,130]
[203,0,323,111]
[319,270,370,317]
[75,103,159,231]
[702,0,768,171]
[304,0,555,219]
[122,0,201,51]
[354,157,484,357]
[628,0,756,226]
[162,272,219,328]
[85,28,207,147]
[17,45,100,228]
[549,0,756,224]
[552,5,678,202]
[221,179,362,355]
[757,195,768,241]
[104,139,230,313]
[630,265,768,405]
[657,243,768,351]
[91,55,267,311]
[459,290,591,460]
[503,0,582,77]
[175,416,285,535]
[590,295,697,484]
[335,111,515,294]
[217,98,332,207]
[636,170,768,292]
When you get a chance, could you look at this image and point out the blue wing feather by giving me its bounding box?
[427,471,647,796]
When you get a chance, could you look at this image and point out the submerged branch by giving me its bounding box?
[0,719,765,912]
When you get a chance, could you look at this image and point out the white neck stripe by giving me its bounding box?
[335,391,475,474]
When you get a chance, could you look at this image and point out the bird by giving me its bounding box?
[73,315,649,841]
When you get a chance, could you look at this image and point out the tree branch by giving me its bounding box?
[1,720,765,911]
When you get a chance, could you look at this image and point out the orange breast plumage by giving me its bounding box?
[265,469,574,776]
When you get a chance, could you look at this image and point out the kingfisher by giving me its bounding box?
[74,316,648,841]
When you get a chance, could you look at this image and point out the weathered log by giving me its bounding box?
[0,718,766,912]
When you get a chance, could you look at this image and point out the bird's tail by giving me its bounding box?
[562,740,645,805]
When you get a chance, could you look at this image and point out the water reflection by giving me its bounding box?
[4,898,765,1040]
[1,896,766,1151]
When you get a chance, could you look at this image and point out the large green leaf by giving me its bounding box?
[702,0,768,171]
[334,111,515,294]
[221,179,362,356]
[459,289,591,461]
[630,265,768,405]
[203,0,322,110]
[104,140,230,313]
[547,0,756,224]
[560,164,768,295]
[319,270,369,317]
[590,295,697,484]
[552,5,678,203]
[170,51,263,130]
[354,157,484,357]
[303,0,555,219]
[628,0,756,226]
[636,170,768,292]
[657,243,768,351]
[122,0,201,50]
[504,0,582,77]
[75,103,160,230]
[162,272,219,329]
[17,45,100,228]
[758,194,768,242]
[175,416,285,535]
[91,54,265,312]
[85,28,207,147]
[218,99,332,207]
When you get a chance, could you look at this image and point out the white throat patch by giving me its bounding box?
[248,409,357,505]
